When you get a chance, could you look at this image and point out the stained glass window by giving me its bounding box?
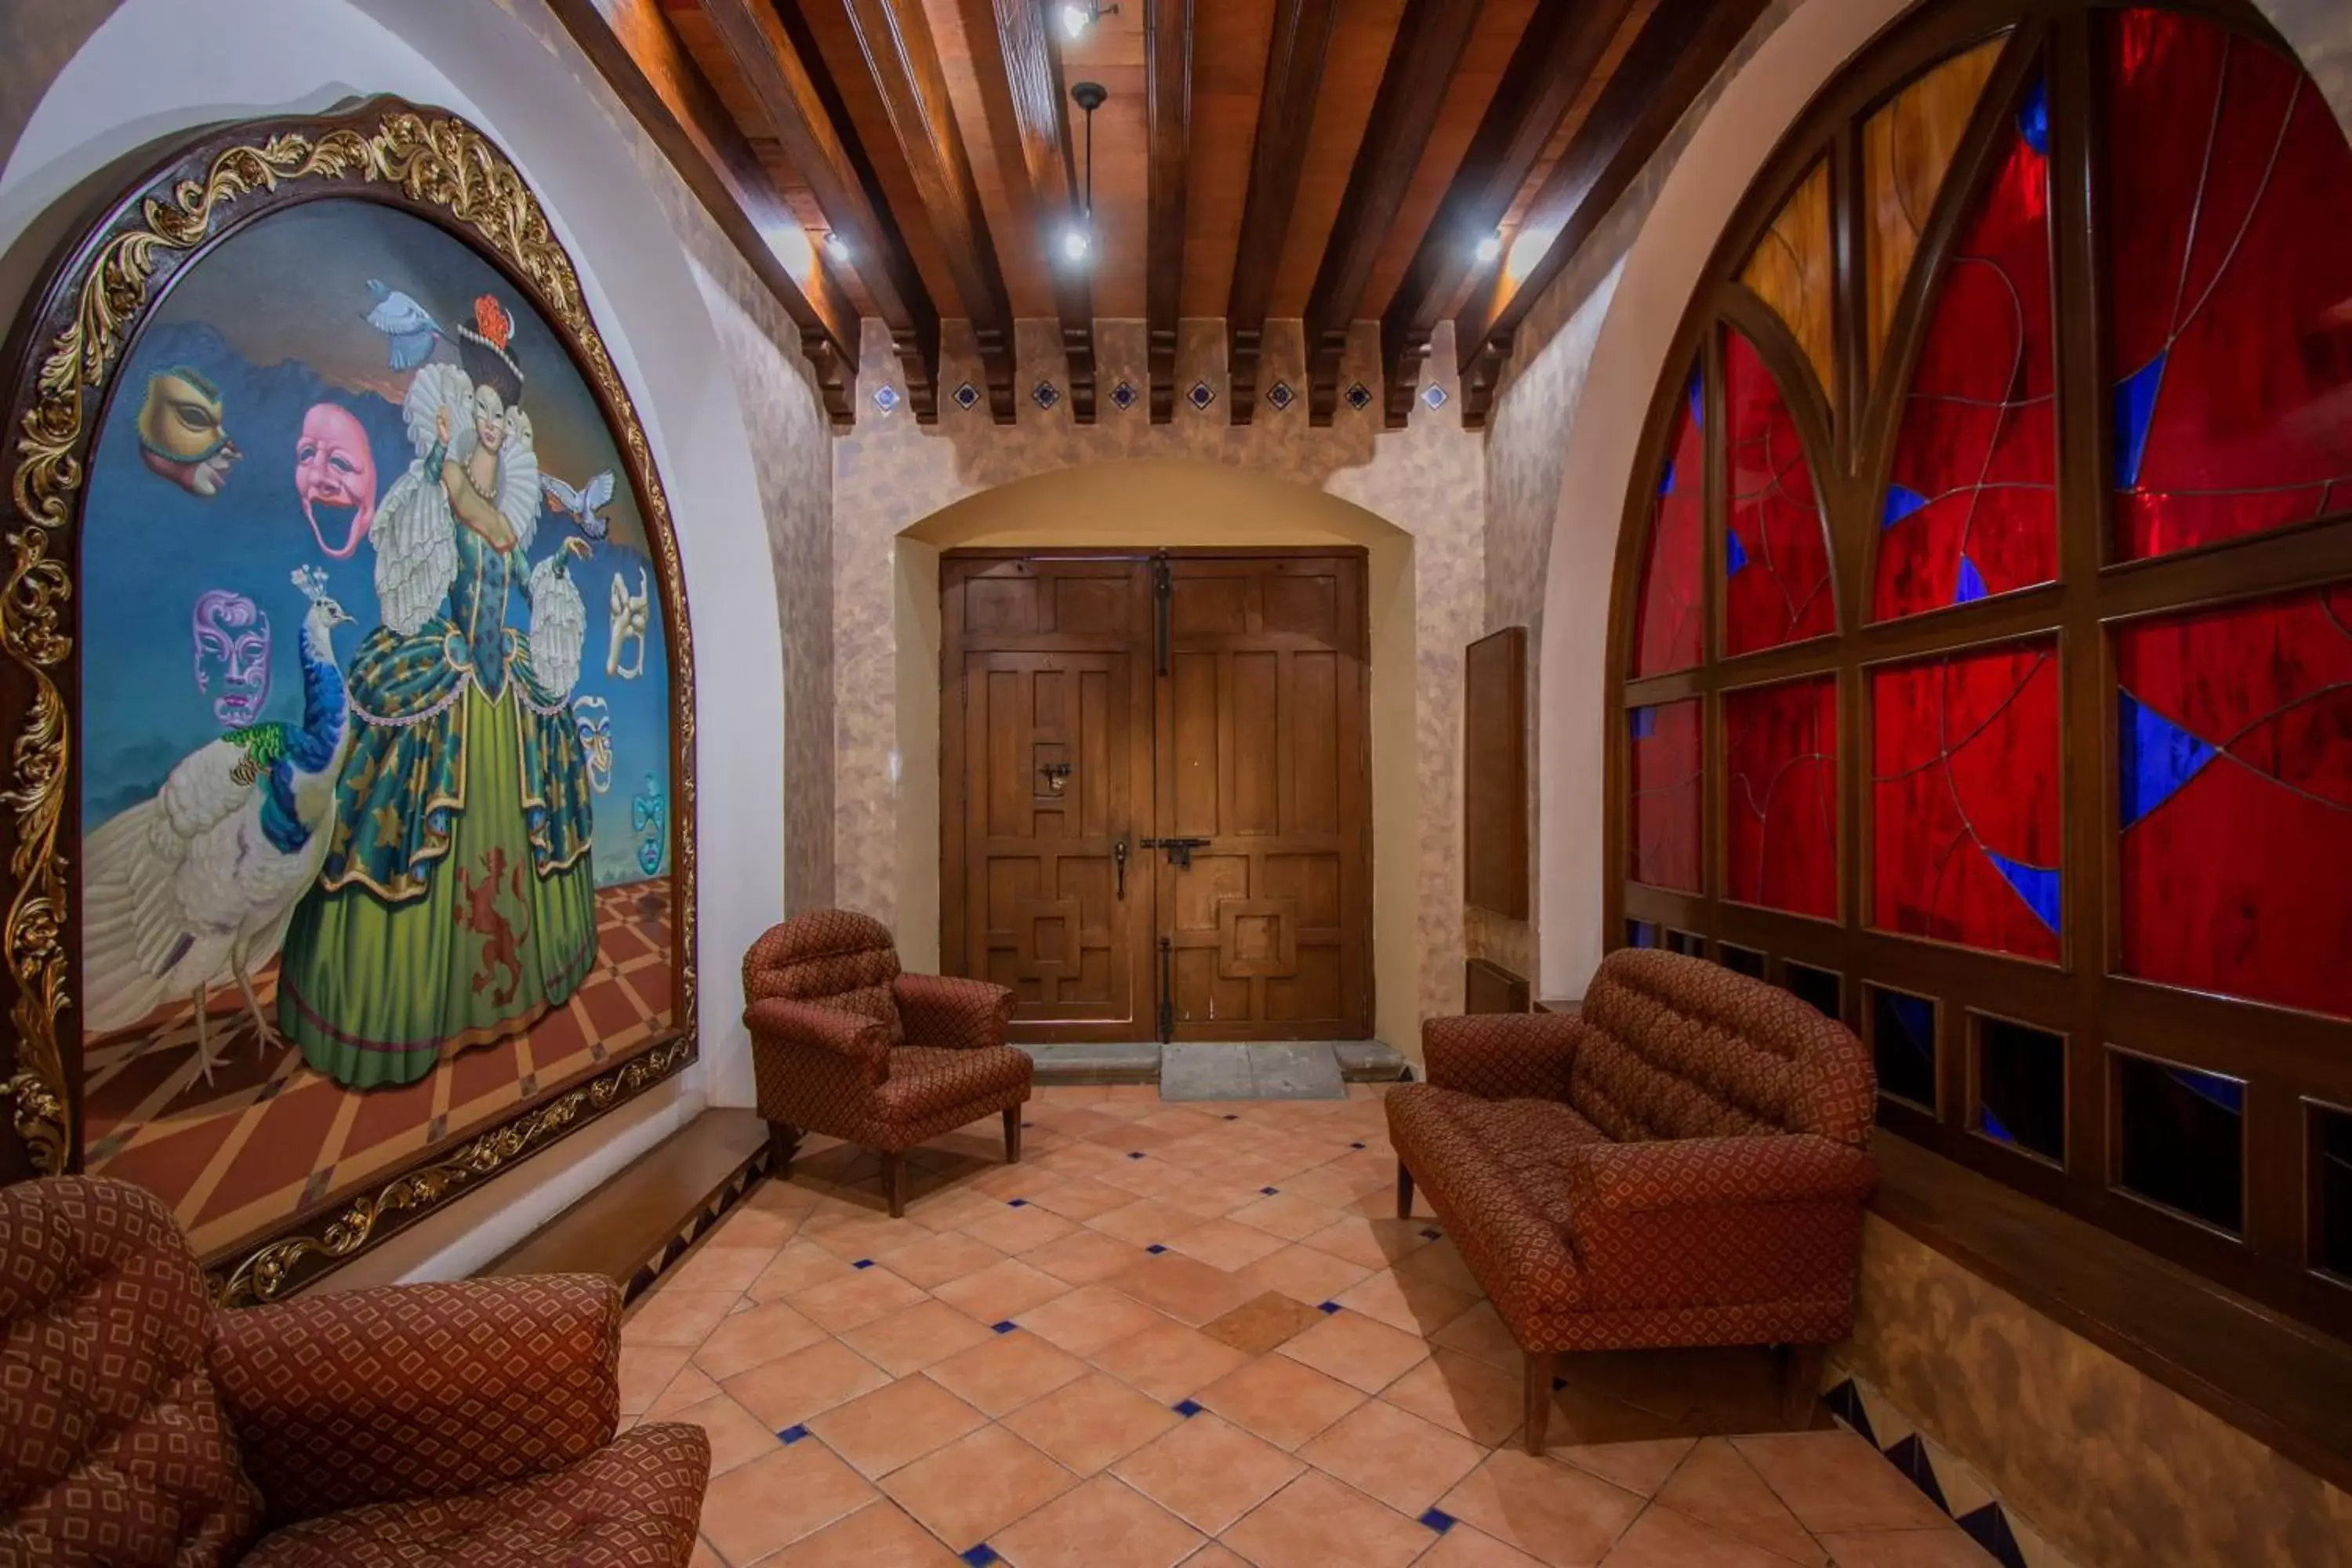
[1976,1014,2066,1162]
[1724,676,1837,917]
[1725,332,1835,655]
[2106,9,2352,560]
[1631,366,1705,677]
[1876,72,2056,619]
[1628,699,1701,891]
[2114,1052,2245,1233]
[1870,639,2060,960]
[1871,985,1940,1109]
[2115,585,2352,1019]
[1864,40,2005,376]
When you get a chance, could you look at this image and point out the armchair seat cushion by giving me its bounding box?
[876,1044,1035,1132]
[239,1423,707,1568]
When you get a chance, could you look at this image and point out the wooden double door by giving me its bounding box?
[942,550,1372,1043]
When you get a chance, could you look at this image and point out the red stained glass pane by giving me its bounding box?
[1726,677,1838,917]
[2107,9,2352,559]
[1877,76,2057,619]
[2117,585,2352,1018]
[1871,640,2061,959]
[1726,330,1835,655]
[1628,699,1701,891]
[1632,365,1705,676]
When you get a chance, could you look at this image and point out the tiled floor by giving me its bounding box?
[620,1083,1995,1566]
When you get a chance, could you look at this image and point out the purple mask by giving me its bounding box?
[193,590,270,726]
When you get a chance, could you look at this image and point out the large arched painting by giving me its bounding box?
[0,101,697,1301]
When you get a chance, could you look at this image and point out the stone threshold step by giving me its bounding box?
[1014,1038,1411,1090]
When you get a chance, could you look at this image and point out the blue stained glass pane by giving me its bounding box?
[1628,920,1661,949]
[2169,1067,2244,1115]
[1726,530,1750,575]
[1687,371,1704,429]
[1953,555,1988,603]
[1981,847,2060,933]
[1982,1107,2017,1145]
[1630,706,1657,739]
[1889,995,1935,1055]
[2118,691,2217,826]
[1659,456,1678,497]
[2019,73,2050,157]
[2114,354,2166,488]
[1882,484,1930,528]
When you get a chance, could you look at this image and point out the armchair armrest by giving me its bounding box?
[894,972,1015,1051]
[1421,1011,1584,1101]
[744,996,891,1063]
[209,1273,620,1523]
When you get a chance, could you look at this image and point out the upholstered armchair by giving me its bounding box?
[0,1176,707,1566]
[742,908,1030,1216]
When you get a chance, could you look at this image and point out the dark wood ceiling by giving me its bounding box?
[550,0,1764,428]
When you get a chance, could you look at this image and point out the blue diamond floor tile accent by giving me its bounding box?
[779,1424,810,1443]
[1009,1198,1029,1207]
[852,1258,874,1269]
[1148,1243,1168,1254]
[1351,1142,1366,1150]
[1260,1186,1279,1196]
[1128,1152,1146,1160]
[1418,1508,1456,1534]
[1174,1399,1203,1417]
[1317,1301,1341,1314]
[962,1546,1002,1566]
[1420,1227,1441,1240]
[992,1320,1018,1334]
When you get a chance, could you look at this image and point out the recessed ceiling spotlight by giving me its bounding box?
[822,231,851,263]
[1060,2,1119,40]
[1474,230,1503,264]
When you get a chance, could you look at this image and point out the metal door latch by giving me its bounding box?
[1141,835,1210,869]
[1113,836,1128,898]
[1040,760,1072,794]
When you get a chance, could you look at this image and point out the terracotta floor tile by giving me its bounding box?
[1106,1253,1256,1327]
[1417,1526,1550,1566]
[1234,1243,1374,1306]
[698,1439,878,1565]
[1430,1301,1523,1371]
[670,1392,784,1476]
[1022,1228,1151,1286]
[617,1344,690,1417]
[961,1201,1083,1254]
[710,1203,804,1249]
[1279,1166,1388,1210]
[691,1300,829,1382]
[1299,1397,1487,1516]
[1648,1437,1821,1561]
[1163,1217,1288,1272]
[933,1256,1076,1323]
[1179,1546,1251,1567]
[1087,1198,1203,1246]
[837,1298,995,1376]
[924,1327,1091,1417]
[788,1267,929,1334]
[1813,1526,1999,1566]
[881,1424,1077,1550]
[1193,1352,1367,1450]
[1028,1177,1148,1221]
[1088,1319,1252,1403]
[1003,1372,1186,1475]
[1730,1432,1951,1536]
[877,1229,1008,1289]
[645,1363,721,1419]
[803,1212,926,1263]
[1298,1216,1436,1271]
[746,1178,825,1216]
[1200,1291,1323,1356]
[1438,1450,1646,1568]
[1382,1350,1526,1447]
[1555,1439,1697,1501]
[764,1500,964,1566]
[1111,1413,1303,1535]
[1224,1190,1346,1242]
[723,1338,894,1432]
[1279,1308,1432,1394]
[1336,1268,1479,1337]
[747,1241,859,1302]
[1595,1504,1797,1567]
[621,1288,740,1349]
[1221,1470,1434,1568]
[991,1473,1206,1568]
[663,1243,782,1295]
[1017,1284,1173,1356]
[1393,1238,1484,1297]
[690,1534,725,1568]
[806,1374,989,1478]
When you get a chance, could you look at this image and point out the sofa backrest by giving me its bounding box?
[0,1176,262,1565]
[743,907,906,1044]
[1569,949,1875,1146]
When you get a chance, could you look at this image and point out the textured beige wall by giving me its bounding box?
[832,315,1484,1038]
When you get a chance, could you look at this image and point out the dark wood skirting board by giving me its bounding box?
[1870,1131,2352,1495]
[483,1107,771,1303]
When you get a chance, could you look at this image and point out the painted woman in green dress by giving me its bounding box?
[277,296,597,1090]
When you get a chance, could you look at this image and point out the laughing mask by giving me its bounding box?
[293,402,379,558]
[192,589,270,727]
[137,367,239,497]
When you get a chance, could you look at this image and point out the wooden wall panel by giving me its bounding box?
[1464,626,1530,919]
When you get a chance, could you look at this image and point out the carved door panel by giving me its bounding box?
[1152,556,1370,1040]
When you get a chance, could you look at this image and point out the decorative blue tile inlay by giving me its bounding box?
[1174,1399,1204,1417]
[1823,1379,1877,1446]
[1032,379,1061,410]
[873,383,901,414]
[953,380,981,410]
[1110,379,1138,411]
[1259,1186,1279,1196]
[1317,1301,1341,1314]
[1345,381,1372,411]
[1148,1243,1169,1254]
[1188,379,1216,411]
[961,1546,1002,1567]
[779,1424,811,1444]
[1350,1142,1366,1151]
[1223,1113,1240,1121]
[1008,1198,1029,1207]
[1422,383,1449,410]
[1265,379,1295,412]
[1421,1227,1441,1240]
[1958,1502,2031,1568]
[852,1258,875,1269]
[1418,1508,1456,1534]
[1128,1151,1146,1160]
[1886,1434,1951,1512]
[992,1320,1018,1334]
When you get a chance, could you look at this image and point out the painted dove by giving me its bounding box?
[364,279,444,371]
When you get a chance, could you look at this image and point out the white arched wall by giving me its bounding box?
[892,460,1424,1052]
[1,0,800,1280]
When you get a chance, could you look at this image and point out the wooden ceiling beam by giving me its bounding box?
[989,0,1094,421]
[1376,0,1635,428]
[1225,0,1341,425]
[1145,0,1194,424]
[1456,0,1769,427]
[695,0,942,420]
[1301,0,1484,426]
[546,0,858,424]
[829,0,1022,423]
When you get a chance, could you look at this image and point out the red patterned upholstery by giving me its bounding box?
[744,909,1029,1163]
[1390,949,1877,1372]
[0,1178,708,1566]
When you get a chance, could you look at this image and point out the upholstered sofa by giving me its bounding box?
[743,908,1029,1216]
[1388,948,1878,1453]
[0,1176,708,1566]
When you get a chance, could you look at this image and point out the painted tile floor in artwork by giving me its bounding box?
[621,1083,1999,1566]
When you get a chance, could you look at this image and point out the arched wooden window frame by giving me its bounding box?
[1602,0,2352,1338]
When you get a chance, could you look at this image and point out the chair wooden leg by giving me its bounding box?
[1777,1343,1827,1429]
[1004,1107,1022,1163]
[1523,1350,1555,1454]
[883,1151,906,1218]
[766,1120,803,1174]
[1396,1162,1415,1220]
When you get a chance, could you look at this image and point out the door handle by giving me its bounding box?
[1114,836,1128,899]
[1141,836,1210,869]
